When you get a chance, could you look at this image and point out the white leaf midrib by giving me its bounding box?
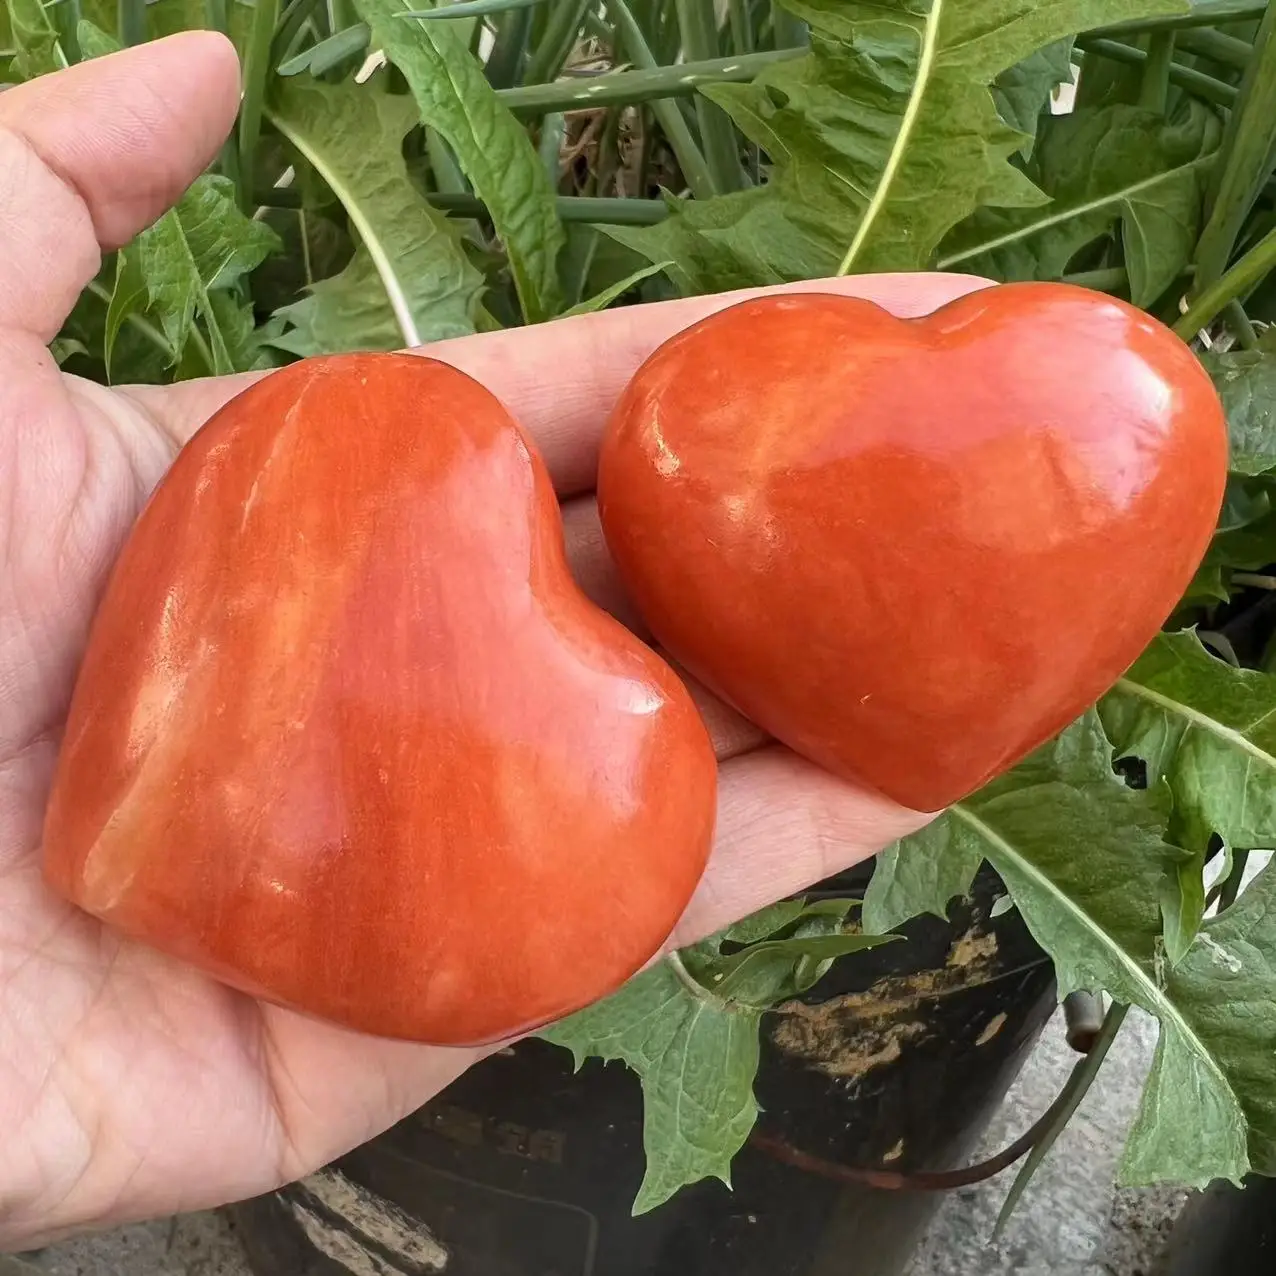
[837,0,945,275]
[267,105,422,349]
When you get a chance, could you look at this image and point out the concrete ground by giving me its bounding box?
[11,1003,1186,1276]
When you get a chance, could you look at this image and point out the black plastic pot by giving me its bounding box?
[1155,1175,1276,1274]
[231,864,1056,1276]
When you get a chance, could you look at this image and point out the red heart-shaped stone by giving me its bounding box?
[597,282,1227,812]
[42,353,717,1045]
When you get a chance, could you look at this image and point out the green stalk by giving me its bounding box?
[1191,1,1276,294]
[272,0,323,68]
[523,0,590,84]
[499,46,800,115]
[50,0,81,60]
[484,4,533,86]
[401,0,544,15]
[1089,1,1268,37]
[674,0,743,191]
[728,0,752,52]
[1074,36,1239,105]
[1062,266,1129,292]
[118,0,145,44]
[610,0,717,198]
[538,112,566,189]
[992,1004,1130,1238]
[1174,223,1276,337]
[1225,298,1260,348]
[427,192,671,223]
[327,0,357,31]
[239,0,282,209]
[278,22,370,74]
[1139,31,1175,111]
[1175,26,1255,70]
[769,0,805,47]
[205,0,229,32]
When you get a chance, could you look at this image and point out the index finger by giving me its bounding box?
[131,272,992,496]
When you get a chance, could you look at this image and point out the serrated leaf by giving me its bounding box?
[951,711,1253,1189]
[267,79,483,352]
[540,958,764,1215]
[1201,347,1276,477]
[939,103,1217,305]
[862,822,982,935]
[991,38,1075,155]
[1120,860,1276,1185]
[5,0,66,79]
[606,0,1183,291]
[134,175,279,373]
[355,0,564,323]
[1101,630,1276,857]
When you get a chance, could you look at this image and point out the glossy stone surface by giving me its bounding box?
[42,353,718,1045]
[597,282,1228,812]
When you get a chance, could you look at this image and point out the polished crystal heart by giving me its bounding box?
[42,353,717,1045]
[598,282,1228,812]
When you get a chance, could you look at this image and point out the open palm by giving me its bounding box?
[0,34,972,1250]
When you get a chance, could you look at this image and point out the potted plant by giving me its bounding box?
[6,0,1276,1268]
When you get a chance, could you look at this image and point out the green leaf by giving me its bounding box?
[5,0,67,79]
[949,710,1253,1189]
[208,291,278,373]
[939,103,1217,305]
[355,0,565,323]
[861,824,982,935]
[1121,860,1276,1185]
[1201,346,1276,477]
[991,38,1075,154]
[133,175,278,374]
[267,79,483,352]
[104,248,151,380]
[540,957,764,1215]
[560,261,672,317]
[606,0,1185,291]
[75,16,118,57]
[1101,630,1276,858]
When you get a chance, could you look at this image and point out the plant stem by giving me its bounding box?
[992,1003,1130,1238]
[769,0,805,47]
[610,0,717,198]
[1088,1,1267,37]
[674,0,743,192]
[1175,223,1276,337]
[1175,26,1255,70]
[1074,36,1239,106]
[728,0,752,52]
[427,191,671,223]
[1230,571,1276,589]
[1191,0,1276,295]
[537,111,565,188]
[1218,847,1251,911]
[239,0,282,209]
[523,0,590,84]
[1226,297,1260,348]
[50,0,81,60]
[86,280,173,361]
[1138,31,1175,112]
[499,46,800,115]
[118,0,146,44]
[483,3,533,87]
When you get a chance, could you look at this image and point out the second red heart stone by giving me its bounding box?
[597,282,1228,812]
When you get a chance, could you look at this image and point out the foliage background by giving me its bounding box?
[6,0,1276,1222]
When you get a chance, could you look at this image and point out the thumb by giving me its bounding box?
[0,32,241,343]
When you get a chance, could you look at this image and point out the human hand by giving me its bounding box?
[0,33,981,1249]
